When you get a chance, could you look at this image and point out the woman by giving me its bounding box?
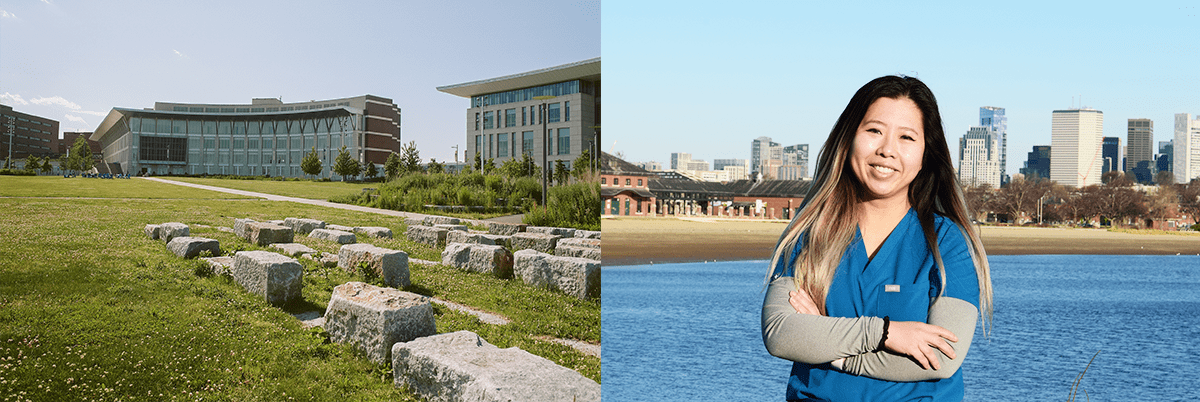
[761,75,993,401]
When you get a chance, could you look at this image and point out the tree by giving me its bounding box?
[572,148,594,181]
[482,158,495,174]
[473,151,482,172]
[301,147,322,178]
[400,141,422,175]
[40,158,52,174]
[1148,184,1178,223]
[1156,171,1175,186]
[554,160,569,185]
[1177,179,1200,227]
[385,152,401,179]
[333,146,361,181]
[427,158,445,174]
[23,155,39,173]
[67,136,94,174]
[992,176,1054,223]
[365,162,379,179]
[963,183,995,222]
[2,157,10,169]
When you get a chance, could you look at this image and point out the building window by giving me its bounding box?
[557,128,570,155]
[565,101,570,121]
[638,179,643,186]
[626,178,631,186]
[548,103,561,123]
[505,109,516,128]
[498,133,509,158]
[601,177,607,185]
[521,107,527,126]
[475,113,480,131]
[522,131,534,155]
[475,135,482,160]
[483,111,494,130]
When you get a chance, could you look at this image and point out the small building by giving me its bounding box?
[601,151,655,216]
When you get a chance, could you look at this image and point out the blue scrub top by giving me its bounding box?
[772,209,980,402]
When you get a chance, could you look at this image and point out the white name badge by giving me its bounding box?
[884,284,901,292]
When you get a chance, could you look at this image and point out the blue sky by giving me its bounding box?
[603,1,1200,177]
[0,0,599,163]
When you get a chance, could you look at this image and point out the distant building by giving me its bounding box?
[91,95,401,177]
[1,104,59,160]
[776,165,806,181]
[1129,160,1154,183]
[1126,119,1154,182]
[438,58,600,173]
[59,131,102,159]
[1020,145,1051,181]
[1050,108,1104,187]
[636,161,662,171]
[713,158,750,180]
[1102,136,1121,174]
[782,144,809,179]
[1174,113,1200,183]
[751,136,782,177]
[958,126,1001,188]
[600,151,656,216]
[980,107,1008,184]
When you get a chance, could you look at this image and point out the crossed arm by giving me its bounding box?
[761,277,978,381]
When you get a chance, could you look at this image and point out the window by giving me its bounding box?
[204,139,215,149]
[638,179,643,186]
[205,108,220,113]
[248,139,259,149]
[557,128,570,155]
[626,178,631,186]
[475,113,480,131]
[565,101,570,121]
[505,109,516,128]
[476,135,482,160]
[548,103,561,123]
[483,111,494,130]
[234,121,245,134]
[601,177,606,185]
[130,117,141,132]
[233,139,245,149]
[218,121,230,134]
[248,121,260,135]
[138,136,187,162]
[235,108,250,113]
[521,107,527,126]
[219,139,230,150]
[188,120,201,134]
[498,133,508,158]
[189,107,203,113]
[172,120,184,133]
[522,131,534,155]
[262,138,273,149]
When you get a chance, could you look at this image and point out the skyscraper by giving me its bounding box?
[1126,119,1154,182]
[958,126,1001,188]
[1102,137,1120,174]
[1020,145,1052,181]
[1050,108,1104,188]
[782,144,809,179]
[980,107,1007,184]
[750,136,782,178]
[1174,113,1200,184]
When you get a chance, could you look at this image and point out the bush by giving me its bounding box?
[523,182,600,231]
[0,169,37,176]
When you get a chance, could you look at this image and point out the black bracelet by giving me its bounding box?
[877,316,890,352]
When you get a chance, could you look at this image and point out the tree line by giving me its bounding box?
[301,140,597,184]
[964,171,1200,229]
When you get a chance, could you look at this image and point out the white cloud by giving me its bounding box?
[173,49,186,58]
[63,114,88,124]
[31,96,81,110]
[1,92,29,105]
[40,0,50,4]
[0,8,16,18]
[76,110,108,117]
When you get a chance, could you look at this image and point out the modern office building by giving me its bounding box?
[437,58,600,173]
[958,126,1001,188]
[751,136,782,177]
[1,104,59,161]
[1174,113,1200,184]
[1050,108,1104,188]
[1126,119,1154,181]
[670,152,709,172]
[782,144,809,179]
[90,95,401,177]
[713,158,750,181]
[1020,145,1052,181]
[980,107,1008,184]
[1101,137,1120,174]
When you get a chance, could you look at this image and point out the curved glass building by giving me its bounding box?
[90,95,401,178]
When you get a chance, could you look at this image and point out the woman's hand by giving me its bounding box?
[883,321,958,370]
[789,288,821,315]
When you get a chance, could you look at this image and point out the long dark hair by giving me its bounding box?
[767,75,992,333]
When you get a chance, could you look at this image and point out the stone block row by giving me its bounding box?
[355,226,393,239]
[309,228,356,244]
[509,232,561,254]
[447,231,511,248]
[514,250,600,300]
[284,217,326,234]
[391,331,600,402]
[441,243,513,279]
[407,225,448,247]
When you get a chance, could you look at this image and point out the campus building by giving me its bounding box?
[1050,108,1104,188]
[90,95,401,177]
[437,58,600,172]
[1,104,59,160]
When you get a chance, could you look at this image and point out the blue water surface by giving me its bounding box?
[601,255,1200,401]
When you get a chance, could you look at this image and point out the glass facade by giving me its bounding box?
[548,103,561,123]
[505,109,516,128]
[471,80,590,108]
[498,133,509,158]
[558,128,570,155]
[522,131,534,155]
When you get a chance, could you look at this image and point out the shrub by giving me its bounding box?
[523,182,600,230]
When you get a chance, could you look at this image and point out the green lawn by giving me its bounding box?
[0,177,598,401]
[166,177,372,200]
[0,176,249,199]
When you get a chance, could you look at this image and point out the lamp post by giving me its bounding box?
[533,95,556,207]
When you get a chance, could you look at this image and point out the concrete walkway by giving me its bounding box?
[140,177,500,225]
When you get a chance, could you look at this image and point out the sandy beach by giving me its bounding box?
[603,217,1200,266]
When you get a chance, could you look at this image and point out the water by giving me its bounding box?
[601,255,1200,401]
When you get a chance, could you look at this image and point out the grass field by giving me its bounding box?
[165,177,370,200]
[0,176,250,199]
[0,176,598,401]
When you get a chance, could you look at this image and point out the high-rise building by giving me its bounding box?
[713,158,750,180]
[782,144,809,179]
[670,152,689,170]
[1050,108,1104,188]
[1174,113,1200,184]
[1102,137,1120,174]
[1126,119,1154,181]
[438,58,600,172]
[750,136,782,177]
[1020,145,1052,181]
[980,107,1007,184]
[1,104,59,161]
[958,126,1001,188]
[671,152,709,172]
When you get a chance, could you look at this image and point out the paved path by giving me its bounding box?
[141,177,490,224]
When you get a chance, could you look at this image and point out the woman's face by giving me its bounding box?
[849,96,925,203]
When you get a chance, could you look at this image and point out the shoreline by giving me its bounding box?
[602,217,1200,266]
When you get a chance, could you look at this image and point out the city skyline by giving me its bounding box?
[0,1,600,164]
[603,2,1200,178]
